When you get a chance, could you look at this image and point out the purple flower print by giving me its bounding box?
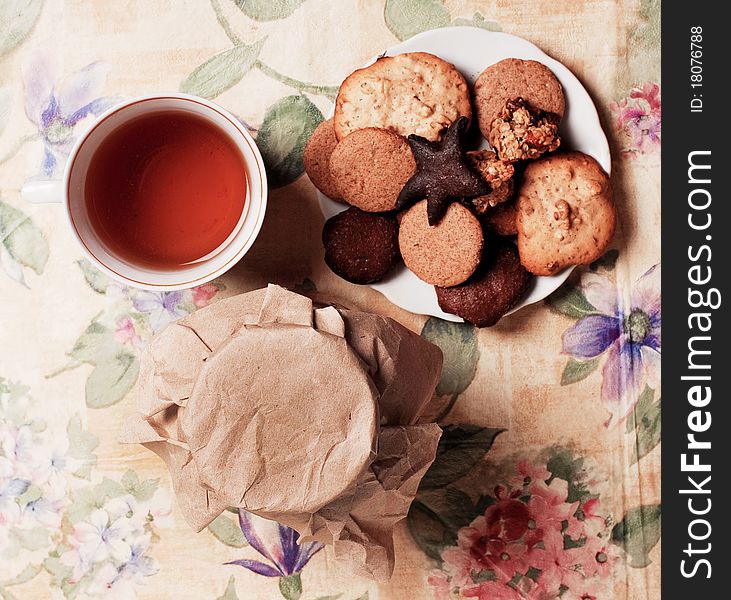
[21,51,120,177]
[610,82,661,155]
[563,265,660,426]
[225,510,323,583]
[131,290,188,332]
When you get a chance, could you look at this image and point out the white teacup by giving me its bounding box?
[21,94,268,290]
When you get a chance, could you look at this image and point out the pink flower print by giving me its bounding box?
[484,485,531,542]
[530,530,585,597]
[576,532,620,579]
[191,283,219,308]
[462,579,523,600]
[528,477,579,538]
[114,316,142,348]
[427,569,452,600]
[511,459,551,488]
[67,508,133,568]
[609,82,661,155]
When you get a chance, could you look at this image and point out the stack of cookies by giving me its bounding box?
[304,53,615,327]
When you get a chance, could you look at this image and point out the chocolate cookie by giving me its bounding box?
[322,208,400,284]
[303,118,342,200]
[516,152,615,276]
[334,52,472,142]
[329,128,416,212]
[436,242,532,327]
[466,149,515,213]
[396,117,490,226]
[399,200,483,287]
[488,98,561,162]
[474,58,565,141]
[484,201,518,236]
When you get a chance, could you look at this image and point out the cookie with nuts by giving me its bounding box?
[516,152,615,276]
[488,98,561,162]
[465,149,515,213]
[333,52,472,142]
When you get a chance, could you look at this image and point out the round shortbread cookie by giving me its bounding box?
[474,58,565,141]
[329,128,416,212]
[334,52,471,142]
[399,200,483,287]
[516,151,615,276]
[303,118,343,200]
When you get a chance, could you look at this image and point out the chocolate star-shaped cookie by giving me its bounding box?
[396,116,490,226]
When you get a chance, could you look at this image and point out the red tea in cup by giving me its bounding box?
[85,110,247,270]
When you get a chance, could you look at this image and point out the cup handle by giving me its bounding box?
[21,179,64,204]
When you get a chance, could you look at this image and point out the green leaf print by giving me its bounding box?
[278,573,302,600]
[560,356,600,385]
[207,513,248,548]
[0,86,12,137]
[420,318,479,397]
[0,199,49,280]
[451,13,501,31]
[77,259,110,294]
[611,504,661,567]
[181,39,265,99]
[627,386,661,463]
[66,415,98,478]
[256,95,323,188]
[0,0,44,57]
[407,499,453,561]
[385,0,450,41]
[420,425,503,489]
[545,284,598,319]
[216,576,240,600]
[121,470,159,502]
[235,0,306,21]
[85,351,139,408]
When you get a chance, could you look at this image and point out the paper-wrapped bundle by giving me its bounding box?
[122,284,443,579]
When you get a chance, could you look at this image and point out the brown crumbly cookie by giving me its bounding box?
[398,200,483,287]
[474,58,565,141]
[484,202,518,236]
[303,118,343,200]
[436,242,532,327]
[322,207,400,284]
[516,152,615,276]
[466,150,515,213]
[329,128,416,212]
[334,52,471,142]
[488,98,561,162]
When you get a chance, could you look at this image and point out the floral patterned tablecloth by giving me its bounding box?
[0,1,660,599]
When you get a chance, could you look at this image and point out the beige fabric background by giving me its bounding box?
[0,1,660,598]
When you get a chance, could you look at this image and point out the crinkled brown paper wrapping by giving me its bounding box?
[121,284,443,580]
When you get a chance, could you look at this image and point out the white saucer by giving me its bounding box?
[318,27,611,322]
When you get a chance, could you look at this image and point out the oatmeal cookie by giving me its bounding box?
[334,52,471,142]
[466,149,515,213]
[488,98,561,162]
